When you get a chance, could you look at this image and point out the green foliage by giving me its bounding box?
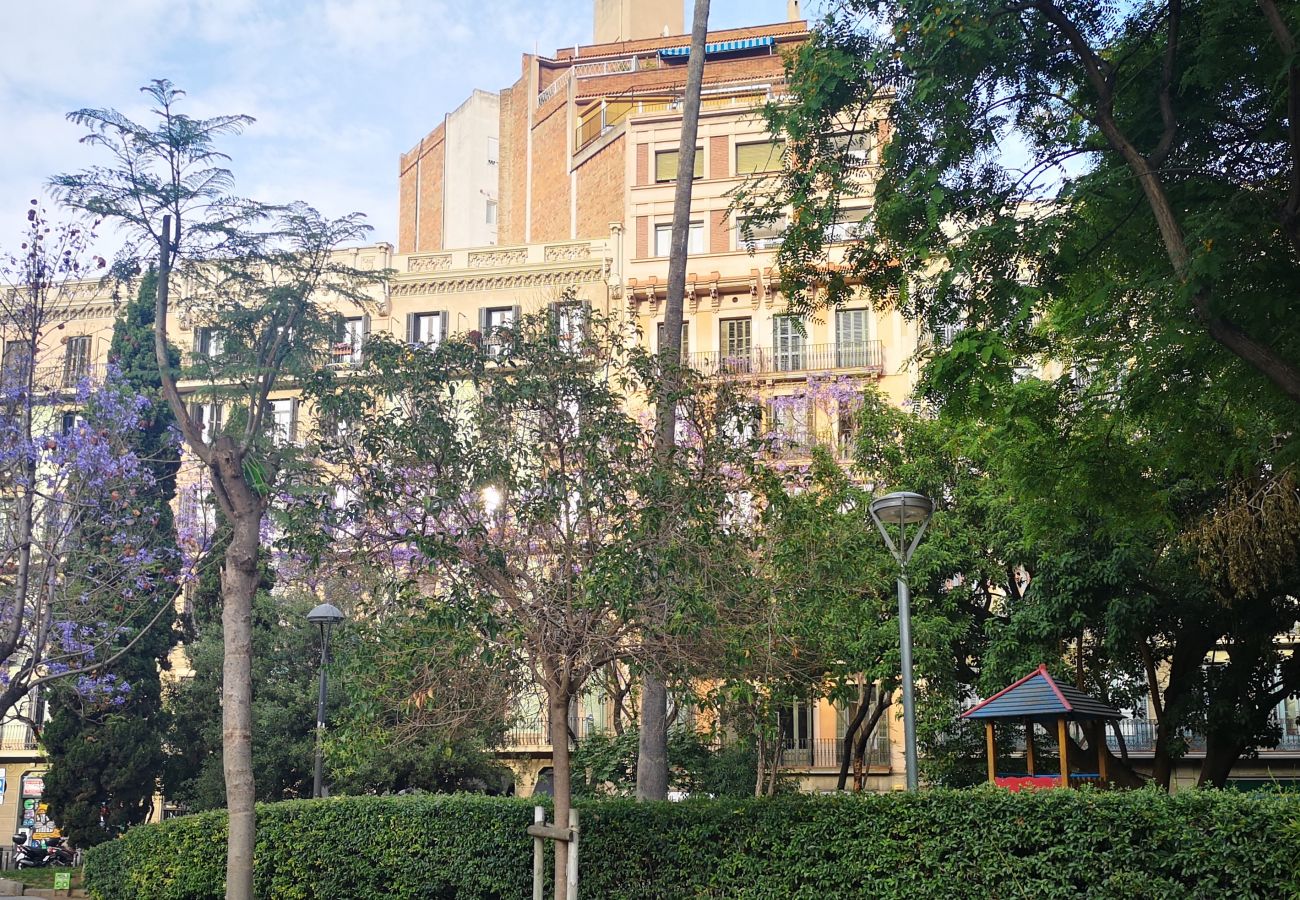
[572,728,758,799]
[41,271,181,847]
[162,585,318,810]
[84,791,1300,899]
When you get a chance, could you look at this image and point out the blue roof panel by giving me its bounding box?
[963,666,1122,722]
[659,36,775,58]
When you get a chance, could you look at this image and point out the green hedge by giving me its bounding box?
[85,789,1300,899]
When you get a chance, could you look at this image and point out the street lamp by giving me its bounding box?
[307,602,345,799]
[868,491,934,792]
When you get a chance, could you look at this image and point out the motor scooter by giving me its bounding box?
[11,833,50,868]
[45,836,75,866]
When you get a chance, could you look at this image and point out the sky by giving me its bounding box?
[0,0,816,253]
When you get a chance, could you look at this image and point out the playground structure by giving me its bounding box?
[962,665,1122,789]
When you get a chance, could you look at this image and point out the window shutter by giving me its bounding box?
[361,314,372,338]
[192,329,202,357]
[736,141,784,175]
[511,304,522,324]
[406,313,416,344]
[548,301,560,334]
[655,150,678,183]
[290,398,300,444]
[213,404,224,434]
[436,311,448,342]
[478,307,488,335]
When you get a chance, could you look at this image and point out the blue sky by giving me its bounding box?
[0,0,816,252]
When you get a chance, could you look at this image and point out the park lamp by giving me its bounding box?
[866,491,934,793]
[868,491,934,568]
[307,603,345,799]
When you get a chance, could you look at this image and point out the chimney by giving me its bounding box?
[788,0,802,21]
[594,0,684,43]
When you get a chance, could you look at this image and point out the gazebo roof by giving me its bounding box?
[961,665,1122,723]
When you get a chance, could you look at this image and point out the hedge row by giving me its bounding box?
[84,789,1300,899]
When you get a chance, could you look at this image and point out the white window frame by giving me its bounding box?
[655,221,704,257]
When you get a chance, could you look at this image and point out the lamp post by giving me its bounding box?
[868,491,934,792]
[307,602,345,799]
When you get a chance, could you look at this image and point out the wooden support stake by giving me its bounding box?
[1057,717,1069,788]
[1024,719,1036,776]
[1096,722,1108,784]
[567,809,580,900]
[532,806,546,900]
[985,721,997,784]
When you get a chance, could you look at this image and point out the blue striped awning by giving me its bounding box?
[658,36,774,59]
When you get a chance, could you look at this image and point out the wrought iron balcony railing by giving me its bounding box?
[687,340,884,377]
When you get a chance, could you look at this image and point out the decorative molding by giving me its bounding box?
[468,248,528,268]
[408,254,453,273]
[544,242,592,262]
[391,266,607,297]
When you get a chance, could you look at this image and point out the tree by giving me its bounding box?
[641,0,713,804]
[754,0,1300,790]
[760,0,1300,407]
[296,310,759,894]
[41,269,182,847]
[54,81,378,899]
[0,205,179,729]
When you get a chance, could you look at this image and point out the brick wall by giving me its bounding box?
[397,124,447,253]
[636,142,649,187]
[709,208,729,255]
[498,72,530,246]
[635,215,649,259]
[417,130,446,252]
[529,101,572,243]
[709,135,729,181]
[576,135,626,240]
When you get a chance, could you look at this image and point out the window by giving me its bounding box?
[831,132,875,168]
[267,398,298,444]
[767,396,809,450]
[735,140,785,175]
[190,402,224,440]
[826,207,871,243]
[836,398,860,458]
[736,215,786,251]
[486,199,498,225]
[654,221,704,257]
[487,136,499,165]
[1,339,32,386]
[778,700,812,751]
[194,327,224,360]
[61,336,91,387]
[480,305,520,358]
[407,311,446,348]
[720,317,752,370]
[772,316,805,371]
[835,308,872,367]
[60,412,84,435]
[551,301,589,353]
[334,316,369,366]
[656,321,690,358]
[654,148,703,182]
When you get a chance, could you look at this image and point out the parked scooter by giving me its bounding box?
[11,833,51,868]
[45,836,75,866]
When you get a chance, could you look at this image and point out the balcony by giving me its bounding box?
[1,364,103,394]
[1104,719,1300,755]
[687,341,884,378]
[0,722,37,751]
[780,734,891,771]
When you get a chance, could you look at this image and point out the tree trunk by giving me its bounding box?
[754,731,767,797]
[547,688,573,900]
[220,501,260,900]
[636,675,669,801]
[853,695,890,792]
[836,689,872,791]
[1197,731,1245,788]
[640,0,712,802]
